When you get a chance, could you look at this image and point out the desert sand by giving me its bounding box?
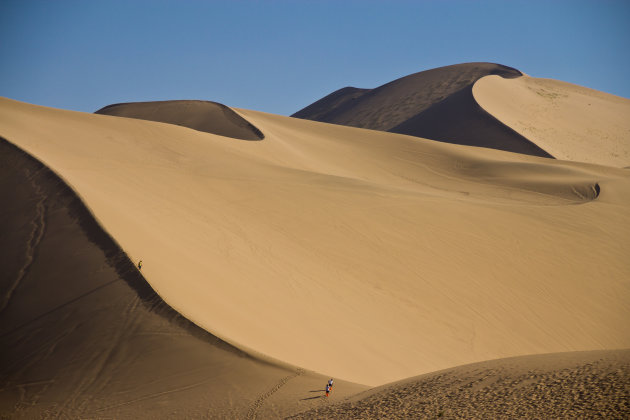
[1,94,629,384]
[474,74,630,167]
[1,62,629,417]
[95,100,264,140]
[293,62,551,157]
[294,62,630,165]
[0,137,365,418]
[290,350,630,419]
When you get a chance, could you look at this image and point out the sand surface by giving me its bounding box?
[292,62,521,131]
[289,350,630,419]
[292,62,551,157]
[474,75,630,167]
[0,138,366,419]
[95,100,264,140]
[1,96,629,388]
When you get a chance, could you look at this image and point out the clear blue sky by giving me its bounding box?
[1,0,629,115]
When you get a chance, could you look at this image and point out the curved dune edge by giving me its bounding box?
[95,100,265,141]
[293,62,555,158]
[292,62,523,130]
[0,136,367,418]
[1,97,630,386]
[473,75,630,167]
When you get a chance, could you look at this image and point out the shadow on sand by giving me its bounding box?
[300,396,324,401]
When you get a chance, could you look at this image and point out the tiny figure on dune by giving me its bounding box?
[328,378,334,390]
[325,383,330,397]
[138,260,143,271]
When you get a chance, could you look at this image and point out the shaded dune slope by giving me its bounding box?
[292,62,550,157]
[290,87,369,123]
[289,350,630,419]
[391,81,552,157]
[0,138,364,419]
[95,100,264,140]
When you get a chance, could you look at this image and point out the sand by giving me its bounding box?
[0,138,366,419]
[474,75,630,167]
[292,62,550,157]
[1,96,629,390]
[290,350,630,419]
[292,62,522,131]
[95,100,264,140]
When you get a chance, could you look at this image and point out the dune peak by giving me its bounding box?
[95,99,264,140]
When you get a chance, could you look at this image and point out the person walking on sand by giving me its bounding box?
[325,383,330,397]
[328,378,334,390]
[138,260,143,271]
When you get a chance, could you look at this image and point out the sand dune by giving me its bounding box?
[293,63,630,166]
[0,137,366,419]
[1,96,629,391]
[95,100,264,140]
[292,62,551,157]
[474,75,630,167]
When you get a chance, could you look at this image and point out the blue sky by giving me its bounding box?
[1,0,629,115]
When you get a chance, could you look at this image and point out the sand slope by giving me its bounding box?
[0,138,365,419]
[1,97,629,388]
[474,75,630,167]
[95,100,264,140]
[289,350,630,419]
[292,62,551,157]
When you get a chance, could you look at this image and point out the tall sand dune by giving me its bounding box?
[0,137,365,419]
[1,96,628,388]
[95,100,264,140]
[474,75,630,167]
[292,62,551,157]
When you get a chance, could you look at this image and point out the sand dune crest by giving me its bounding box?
[95,100,264,140]
[474,75,630,167]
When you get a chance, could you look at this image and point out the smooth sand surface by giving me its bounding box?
[2,96,628,388]
[474,75,630,167]
[0,138,366,419]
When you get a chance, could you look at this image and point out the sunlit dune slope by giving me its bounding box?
[1,97,629,386]
[292,62,551,157]
[95,100,264,140]
[474,75,630,167]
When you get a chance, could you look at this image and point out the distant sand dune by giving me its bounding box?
[2,97,628,387]
[292,62,551,157]
[95,100,264,140]
[294,63,630,167]
[474,75,630,167]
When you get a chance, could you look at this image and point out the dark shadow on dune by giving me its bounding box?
[95,100,264,141]
[292,87,370,123]
[0,136,249,357]
[391,84,553,158]
[292,62,555,158]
